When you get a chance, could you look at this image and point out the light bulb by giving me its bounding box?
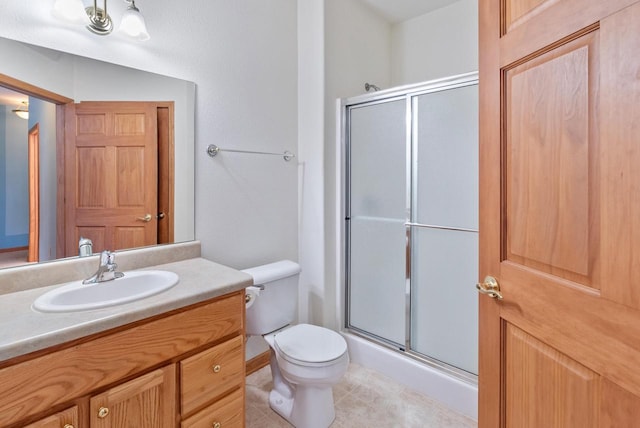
[119,5,150,41]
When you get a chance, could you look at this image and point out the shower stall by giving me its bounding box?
[340,73,479,384]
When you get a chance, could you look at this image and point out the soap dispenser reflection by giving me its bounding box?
[79,237,93,257]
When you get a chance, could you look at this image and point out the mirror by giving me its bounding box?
[0,37,195,270]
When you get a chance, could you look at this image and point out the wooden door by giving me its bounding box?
[90,366,175,428]
[64,101,158,256]
[479,0,640,426]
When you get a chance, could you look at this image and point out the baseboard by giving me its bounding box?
[246,350,270,376]
[0,246,27,254]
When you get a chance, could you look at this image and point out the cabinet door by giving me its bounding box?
[23,406,79,428]
[90,365,175,428]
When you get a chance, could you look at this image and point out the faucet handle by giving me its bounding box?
[99,250,113,266]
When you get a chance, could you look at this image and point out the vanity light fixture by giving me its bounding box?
[119,0,150,40]
[52,0,150,41]
[12,102,28,120]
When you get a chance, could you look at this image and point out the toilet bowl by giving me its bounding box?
[265,324,349,428]
[243,261,349,428]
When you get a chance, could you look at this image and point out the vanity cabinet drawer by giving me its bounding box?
[23,406,78,428]
[180,335,244,416]
[180,388,244,428]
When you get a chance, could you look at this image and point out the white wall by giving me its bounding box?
[297,0,326,329]
[391,0,478,85]
[193,3,298,269]
[3,108,28,244]
[0,0,298,269]
[320,0,391,329]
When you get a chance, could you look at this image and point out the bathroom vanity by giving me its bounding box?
[0,242,251,428]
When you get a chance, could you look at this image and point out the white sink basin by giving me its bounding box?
[33,270,179,313]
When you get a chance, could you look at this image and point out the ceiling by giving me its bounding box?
[0,87,27,107]
[359,0,460,23]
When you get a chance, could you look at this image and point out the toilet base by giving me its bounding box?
[268,351,338,428]
[269,388,294,423]
[269,384,336,428]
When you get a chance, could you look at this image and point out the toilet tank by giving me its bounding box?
[243,260,301,336]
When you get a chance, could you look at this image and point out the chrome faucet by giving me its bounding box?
[78,237,93,257]
[83,250,125,284]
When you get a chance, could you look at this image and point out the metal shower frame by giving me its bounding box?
[338,72,479,385]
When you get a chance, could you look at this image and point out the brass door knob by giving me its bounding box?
[98,407,110,418]
[476,276,503,300]
[136,213,152,222]
[212,364,221,373]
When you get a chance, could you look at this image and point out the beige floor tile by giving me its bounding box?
[246,363,477,428]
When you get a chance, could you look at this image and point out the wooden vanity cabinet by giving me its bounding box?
[0,291,246,428]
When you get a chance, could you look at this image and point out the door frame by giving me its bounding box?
[27,123,40,263]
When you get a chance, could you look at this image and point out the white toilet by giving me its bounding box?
[243,260,349,428]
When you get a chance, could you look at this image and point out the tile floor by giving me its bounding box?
[246,363,477,427]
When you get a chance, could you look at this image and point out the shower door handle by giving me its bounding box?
[476,276,503,300]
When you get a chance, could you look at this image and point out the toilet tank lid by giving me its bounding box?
[241,260,301,285]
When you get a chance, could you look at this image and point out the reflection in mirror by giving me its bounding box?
[0,37,195,271]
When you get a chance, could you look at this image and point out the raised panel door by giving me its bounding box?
[90,365,175,428]
[64,102,158,256]
[479,1,640,426]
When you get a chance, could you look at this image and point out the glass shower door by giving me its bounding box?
[347,98,407,347]
[344,74,479,379]
[410,84,479,374]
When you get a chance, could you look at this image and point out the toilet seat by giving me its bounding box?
[274,324,348,367]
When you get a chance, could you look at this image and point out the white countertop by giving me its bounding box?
[0,257,252,363]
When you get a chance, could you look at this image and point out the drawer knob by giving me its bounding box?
[212,422,221,428]
[98,407,110,418]
[212,364,222,373]
[63,425,75,428]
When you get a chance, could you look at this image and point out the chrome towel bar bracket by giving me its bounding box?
[207,144,295,162]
